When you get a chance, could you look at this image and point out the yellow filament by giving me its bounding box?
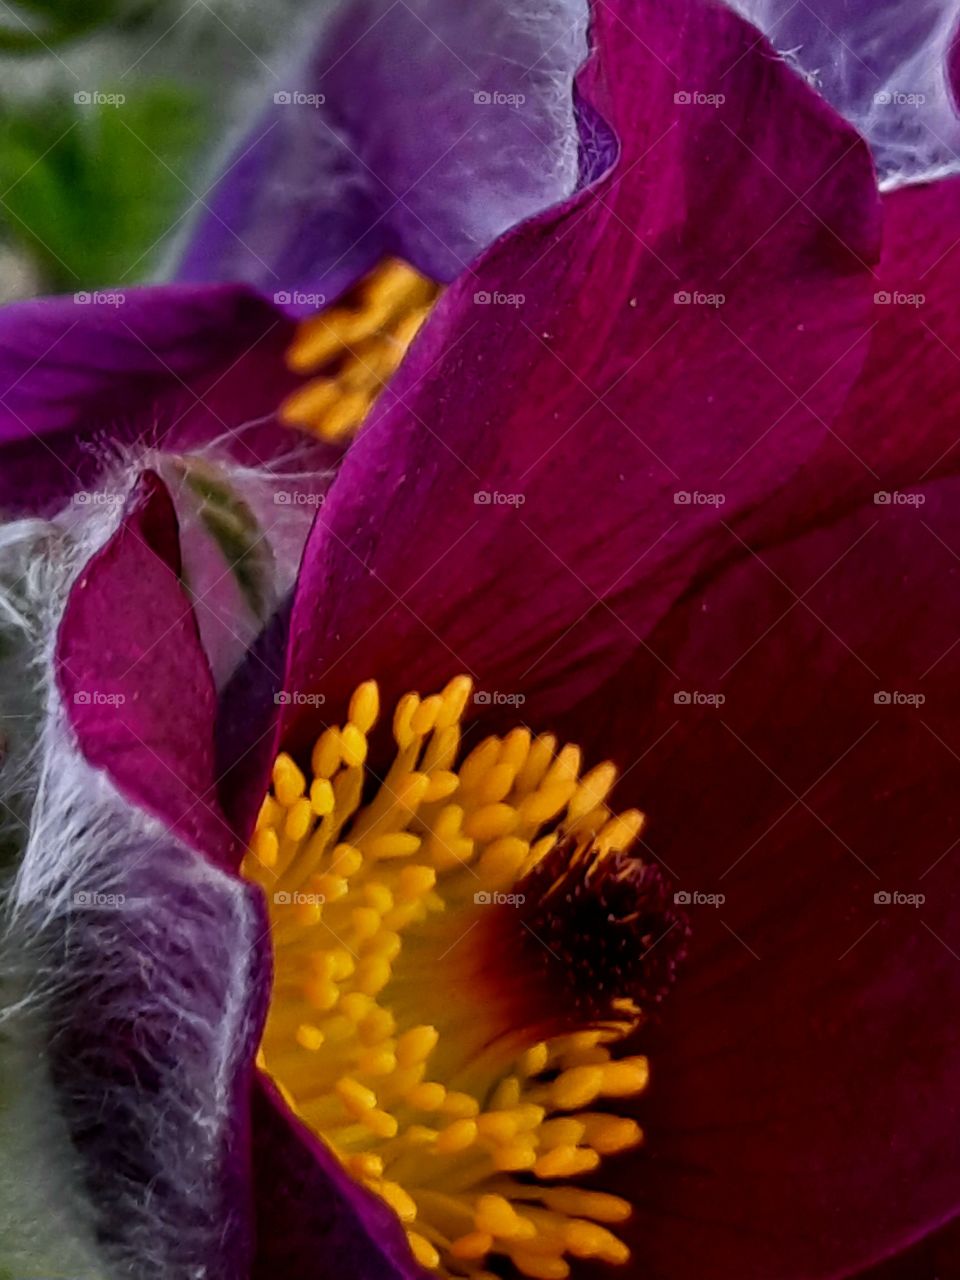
[244,675,650,1279]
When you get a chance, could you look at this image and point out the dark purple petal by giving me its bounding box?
[174,0,588,307]
[56,471,239,866]
[251,1074,422,1280]
[735,0,960,182]
[564,482,960,1279]
[0,284,304,515]
[278,0,880,757]
[42,836,271,1279]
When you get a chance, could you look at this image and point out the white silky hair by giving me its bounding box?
[0,447,300,1277]
[734,0,960,187]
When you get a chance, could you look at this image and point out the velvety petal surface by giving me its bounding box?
[174,0,589,307]
[279,0,881,757]
[41,832,272,1280]
[734,0,960,183]
[0,283,304,515]
[56,471,238,865]
[562,480,960,1279]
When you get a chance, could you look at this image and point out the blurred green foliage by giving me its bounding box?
[0,0,155,51]
[0,82,204,290]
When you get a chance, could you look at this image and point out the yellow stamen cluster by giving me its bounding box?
[279,259,440,442]
[244,676,650,1279]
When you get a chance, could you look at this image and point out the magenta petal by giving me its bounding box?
[251,1075,422,1279]
[279,0,881,753]
[56,471,238,865]
[0,284,302,515]
[568,484,960,1278]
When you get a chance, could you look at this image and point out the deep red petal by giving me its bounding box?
[56,471,239,865]
[567,483,960,1279]
[279,0,881,759]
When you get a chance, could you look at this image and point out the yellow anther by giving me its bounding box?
[294,1024,325,1052]
[542,1188,632,1223]
[517,783,576,826]
[310,778,335,816]
[364,1108,399,1139]
[311,728,342,778]
[551,1066,605,1110]
[564,1220,630,1263]
[511,1253,570,1280]
[410,694,442,735]
[379,1180,417,1223]
[533,1146,600,1179]
[474,1195,536,1241]
[393,693,420,748]
[442,1091,480,1118]
[365,832,421,860]
[600,1057,649,1096]
[340,724,368,767]
[336,1077,377,1116]
[519,1042,550,1077]
[478,761,517,804]
[396,1025,439,1068]
[436,675,473,729]
[284,797,313,841]
[408,1081,446,1111]
[450,1231,494,1260]
[463,803,520,842]
[580,1114,643,1154]
[251,828,278,869]
[348,680,380,732]
[435,1118,478,1154]
[407,1232,440,1270]
[272,753,305,806]
[398,864,436,899]
[422,770,459,803]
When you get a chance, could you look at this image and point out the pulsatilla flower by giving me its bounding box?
[4,0,960,1278]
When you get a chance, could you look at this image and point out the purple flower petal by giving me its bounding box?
[561,482,960,1278]
[277,0,880,756]
[251,1074,422,1280]
[174,0,588,308]
[0,284,304,515]
[56,471,239,865]
[734,0,960,183]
